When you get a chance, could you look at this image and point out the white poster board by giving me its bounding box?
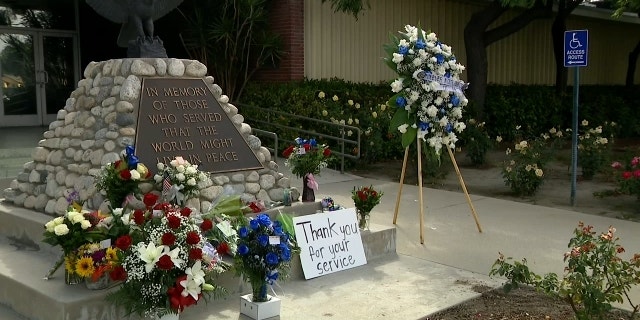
[293,208,367,279]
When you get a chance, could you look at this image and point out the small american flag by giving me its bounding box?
[162,174,172,196]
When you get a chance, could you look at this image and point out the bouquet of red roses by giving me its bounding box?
[106,193,228,318]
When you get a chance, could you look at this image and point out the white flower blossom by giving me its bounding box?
[54,224,69,236]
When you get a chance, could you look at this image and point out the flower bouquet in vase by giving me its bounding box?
[106,193,228,319]
[95,145,152,208]
[154,156,209,206]
[42,208,107,284]
[351,185,383,230]
[234,213,298,319]
[75,243,122,289]
[282,138,332,202]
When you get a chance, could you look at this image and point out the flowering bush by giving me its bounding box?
[460,118,493,166]
[384,24,468,154]
[95,145,152,208]
[490,222,640,320]
[282,138,332,178]
[234,213,298,302]
[611,156,640,199]
[501,127,563,196]
[578,120,613,180]
[106,193,227,317]
[153,156,209,205]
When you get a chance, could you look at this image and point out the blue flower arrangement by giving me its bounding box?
[234,213,298,302]
[383,24,469,154]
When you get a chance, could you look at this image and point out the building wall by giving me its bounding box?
[304,0,640,85]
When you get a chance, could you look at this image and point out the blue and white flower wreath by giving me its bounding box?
[384,25,468,154]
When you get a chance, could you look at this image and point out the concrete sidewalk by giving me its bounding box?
[1,164,639,319]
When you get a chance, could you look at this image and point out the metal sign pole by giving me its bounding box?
[570,67,579,206]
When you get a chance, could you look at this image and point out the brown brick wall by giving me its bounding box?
[254,0,304,82]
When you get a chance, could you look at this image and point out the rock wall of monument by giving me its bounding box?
[2,58,290,216]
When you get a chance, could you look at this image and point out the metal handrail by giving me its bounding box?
[237,103,361,173]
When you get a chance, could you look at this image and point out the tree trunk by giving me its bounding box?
[464,0,551,119]
[552,5,568,94]
[464,1,506,119]
[551,0,583,94]
[626,40,640,87]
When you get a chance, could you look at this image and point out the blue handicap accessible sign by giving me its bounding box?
[564,30,588,67]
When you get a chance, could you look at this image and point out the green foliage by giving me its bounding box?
[485,85,640,141]
[501,126,564,196]
[611,155,640,199]
[577,120,615,180]
[178,0,283,100]
[241,79,405,167]
[320,0,370,18]
[460,118,494,166]
[240,81,640,171]
[490,223,640,320]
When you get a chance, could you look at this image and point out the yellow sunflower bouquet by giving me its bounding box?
[75,243,121,287]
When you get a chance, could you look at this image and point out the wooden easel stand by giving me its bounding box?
[393,144,483,244]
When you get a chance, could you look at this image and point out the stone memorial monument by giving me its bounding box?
[2,58,293,215]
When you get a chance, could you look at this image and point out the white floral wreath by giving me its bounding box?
[384,25,468,154]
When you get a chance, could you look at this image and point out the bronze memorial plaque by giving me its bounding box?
[135,78,263,173]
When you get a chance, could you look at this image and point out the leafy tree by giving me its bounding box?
[320,0,370,18]
[464,0,552,118]
[613,0,640,87]
[178,0,283,101]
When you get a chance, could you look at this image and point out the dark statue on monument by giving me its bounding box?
[86,0,184,58]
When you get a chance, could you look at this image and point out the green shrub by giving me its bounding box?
[239,81,640,170]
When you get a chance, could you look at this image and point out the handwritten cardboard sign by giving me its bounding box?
[293,208,367,279]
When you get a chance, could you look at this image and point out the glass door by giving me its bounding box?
[40,32,77,124]
[0,30,39,126]
[0,29,78,126]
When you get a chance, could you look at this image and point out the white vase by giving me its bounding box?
[240,294,281,320]
[157,313,179,320]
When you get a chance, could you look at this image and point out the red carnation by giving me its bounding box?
[282,145,295,158]
[156,254,174,270]
[109,265,127,281]
[186,231,200,245]
[162,232,176,246]
[133,209,146,225]
[357,190,367,201]
[143,193,159,207]
[323,148,331,157]
[119,170,132,180]
[189,248,203,260]
[167,215,181,229]
[634,170,640,178]
[200,219,213,232]
[180,207,192,217]
[154,202,171,211]
[303,144,311,151]
[217,242,230,256]
[623,171,633,180]
[115,235,132,251]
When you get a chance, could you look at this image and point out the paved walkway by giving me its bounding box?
[1,152,639,319]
